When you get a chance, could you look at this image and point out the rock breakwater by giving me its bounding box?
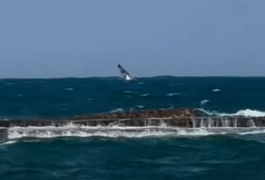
[0,108,264,128]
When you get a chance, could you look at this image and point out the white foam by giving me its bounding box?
[167,92,180,96]
[109,108,124,113]
[0,140,17,146]
[6,125,265,140]
[140,93,149,97]
[219,109,265,117]
[6,126,211,139]
[212,89,221,92]
[199,108,265,117]
[237,129,265,135]
[136,105,145,109]
[200,99,210,106]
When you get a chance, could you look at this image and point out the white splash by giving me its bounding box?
[212,89,221,92]
[109,108,124,113]
[6,125,265,140]
[6,126,213,139]
[167,93,180,96]
[140,93,149,97]
[199,108,265,117]
[219,109,265,117]
[0,140,17,146]
[237,129,265,135]
[136,105,145,109]
[200,100,210,106]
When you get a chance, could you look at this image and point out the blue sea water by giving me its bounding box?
[1,77,265,180]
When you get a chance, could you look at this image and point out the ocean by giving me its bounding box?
[1,76,265,180]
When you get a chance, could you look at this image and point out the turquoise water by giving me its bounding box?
[1,77,265,180]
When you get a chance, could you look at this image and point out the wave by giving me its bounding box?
[212,89,221,92]
[219,109,265,117]
[6,126,265,140]
[167,92,180,96]
[109,108,124,113]
[136,105,145,109]
[123,90,136,94]
[0,140,17,146]
[200,99,210,106]
[140,93,149,97]
[64,88,74,91]
[198,108,265,117]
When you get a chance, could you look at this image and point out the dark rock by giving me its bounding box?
[1,108,265,128]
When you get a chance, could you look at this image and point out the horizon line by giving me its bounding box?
[1,75,265,80]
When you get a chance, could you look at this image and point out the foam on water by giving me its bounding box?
[200,100,210,106]
[64,88,74,91]
[0,140,17,146]
[219,109,265,117]
[198,108,265,117]
[109,108,124,113]
[212,89,221,92]
[6,125,265,140]
[140,93,149,96]
[136,105,145,109]
[167,92,180,96]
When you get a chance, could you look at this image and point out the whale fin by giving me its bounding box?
[117,64,133,81]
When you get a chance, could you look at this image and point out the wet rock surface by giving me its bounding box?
[0,108,264,128]
[72,108,206,120]
[0,128,8,142]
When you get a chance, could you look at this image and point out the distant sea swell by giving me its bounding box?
[1,76,265,120]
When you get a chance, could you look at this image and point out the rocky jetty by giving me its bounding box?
[72,108,207,120]
[1,108,264,142]
[0,108,264,128]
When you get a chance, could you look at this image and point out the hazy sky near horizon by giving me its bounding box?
[0,0,264,78]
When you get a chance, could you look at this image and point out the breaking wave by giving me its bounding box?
[167,92,180,96]
[6,125,265,140]
[212,88,221,92]
[198,108,265,117]
[109,108,124,113]
[140,93,149,97]
[0,140,17,146]
[200,99,210,106]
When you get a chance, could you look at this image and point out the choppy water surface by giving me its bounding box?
[1,77,265,180]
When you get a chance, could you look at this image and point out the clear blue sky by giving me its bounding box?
[0,0,264,78]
